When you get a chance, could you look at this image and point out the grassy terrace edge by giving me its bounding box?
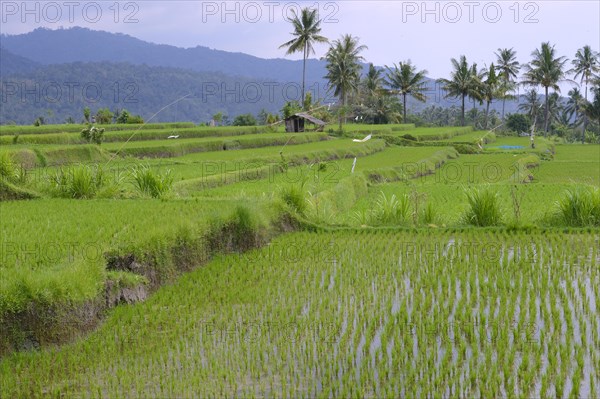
[0,200,290,356]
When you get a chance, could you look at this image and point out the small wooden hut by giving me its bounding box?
[284,112,326,132]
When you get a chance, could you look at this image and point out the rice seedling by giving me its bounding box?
[0,124,598,397]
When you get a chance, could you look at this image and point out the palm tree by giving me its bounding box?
[583,86,600,130]
[565,88,584,128]
[364,63,384,94]
[522,42,569,135]
[279,8,328,109]
[481,63,500,129]
[495,48,520,120]
[437,55,475,126]
[519,89,542,130]
[545,92,563,127]
[385,60,428,122]
[323,34,367,131]
[468,63,484,119]
[570,45,600,142]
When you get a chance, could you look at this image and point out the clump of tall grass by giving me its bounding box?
[50,164,108,199]
[554,185,600,227]
[130,164,174,198]
[420,201,438,225]
[306,196,335,224]
[278,182,308,215]
[206,205,263,252]
[371,191,411,225]
[0,152,18,182]
[462,186,502,226]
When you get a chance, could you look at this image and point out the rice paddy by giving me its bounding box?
[1,230,598,398]
[1,123,598,397]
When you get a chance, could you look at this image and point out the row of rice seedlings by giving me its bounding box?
[1,230,598,397]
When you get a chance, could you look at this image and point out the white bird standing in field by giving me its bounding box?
[168,135,179,139]
[352,134,372,143]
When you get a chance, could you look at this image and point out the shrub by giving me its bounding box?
[420,201,438,225]
[130,165,174,198]
[0,152,17,182]
[462,186,502,226]
[554,186,600,227]
[506,113,531,133]
[81,125,105,145]
[279,184,307,215]
[372,191,411,225]
[232,114,257,126]
[50,164,108,199]
[206,206,262,253]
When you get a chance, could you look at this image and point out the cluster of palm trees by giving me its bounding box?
[279,8,428,130]
[280,8,600,139]
[437,43,599,139]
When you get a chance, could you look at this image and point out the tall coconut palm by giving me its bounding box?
[481,63,500,129]
[570,45,600,142]
[468,63,485,118]
[519,89,542,129]
[545,92,563,127]
[279,8,328,109]
[323,34,367,131]
[565,88,585,128]
[583,85,600,128]
[522,42,569,135]
[437,55,475,126]
[364,63,384,94]
[495,48,520,120]
[385,60,428,122]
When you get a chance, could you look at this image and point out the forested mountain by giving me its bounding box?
[1,27,526,124]
[1,60,299,124]
[1,27,328,84]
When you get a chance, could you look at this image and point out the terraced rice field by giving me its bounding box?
[1,231,598,398]
[1,123,598,398]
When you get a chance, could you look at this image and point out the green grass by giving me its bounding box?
[0,125,285,145]
[383,126,474,140]
[1,121,598,398]
[534,145,600,184]
[0,122,196,136]
[0,198,269,315]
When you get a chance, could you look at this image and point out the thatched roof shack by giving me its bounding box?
[285,112,326,132]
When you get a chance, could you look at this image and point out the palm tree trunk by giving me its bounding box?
[339,90,344,132]
[461,95,465,126]
[502,98,506,120]
[582,80,588,144]
[485,101,490,129]
[544,86,549,136]
[403,93,407,123]
[301,43,307,109]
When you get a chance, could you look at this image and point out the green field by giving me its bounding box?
[1,122,598,397]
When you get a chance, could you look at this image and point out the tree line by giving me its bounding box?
[280,7,600,141]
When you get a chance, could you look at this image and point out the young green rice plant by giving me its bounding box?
[461,186,503,226]
[554,185,600,227]
[130,164,174,198]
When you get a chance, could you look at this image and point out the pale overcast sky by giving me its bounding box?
[1,0,598,84]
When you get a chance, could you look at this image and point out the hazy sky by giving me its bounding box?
[1,0,599,86]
